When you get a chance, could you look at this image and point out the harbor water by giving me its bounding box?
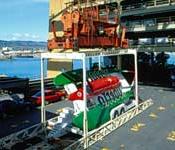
[0,57,99,80]
[0,57,47,79]
[0,53,175,80]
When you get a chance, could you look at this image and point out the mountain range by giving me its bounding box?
[0,40,47,50]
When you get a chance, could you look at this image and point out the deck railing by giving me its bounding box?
[122,0,175,12]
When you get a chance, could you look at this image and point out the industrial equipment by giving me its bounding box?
[48,1,128,50]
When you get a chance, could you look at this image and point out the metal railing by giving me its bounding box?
[122,0,175,12]
[29,78,54,95]
[129,43,175,47]
[0,123,44,149]
[127,16,175,26]
[29,78,53,88]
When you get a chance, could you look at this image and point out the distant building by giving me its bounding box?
[120,0,175,52]
[2,47,13,51]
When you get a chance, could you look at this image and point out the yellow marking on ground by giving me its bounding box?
[101,147,110,150]
[130,123,145,132]
[11,124,18,128]
[167,131,175,141]
[157,106,166,111]
[56,109,63,113]
[149,112,158,119]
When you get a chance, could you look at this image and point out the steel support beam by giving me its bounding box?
[82,54,88,149]
[41,58,46,124]
[134,50,139,106]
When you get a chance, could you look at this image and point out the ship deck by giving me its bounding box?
[1,85,175,149]
[90,85,175,150]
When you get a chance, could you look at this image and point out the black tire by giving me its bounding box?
[113,110,119,119]
[120,108,125,115]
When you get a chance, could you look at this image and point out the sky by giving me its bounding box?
[0,0,49,41]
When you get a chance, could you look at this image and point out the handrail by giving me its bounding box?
[122,0,175,12]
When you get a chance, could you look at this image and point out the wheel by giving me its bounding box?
[113,110,119,119]
[120,108,125,115]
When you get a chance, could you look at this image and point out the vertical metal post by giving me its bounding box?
[168,0,171,5]
[41,57,46,124]
[82,54,88,149]
[98,53,101,70]
[154,0,156,6]
[89,58,92,70]
[134,49,138,106]
[117,55,122,70]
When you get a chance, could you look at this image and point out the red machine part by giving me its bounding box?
[68,76,120,101]
[88,76,120,94]
[69,88,83,101]
[48,5,128,50]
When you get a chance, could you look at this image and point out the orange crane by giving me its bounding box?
[48,2,128,51]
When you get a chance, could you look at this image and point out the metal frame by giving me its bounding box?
[40,48,139,149]
[0,123,43,149]
[64,98,153,150]
[0,99,153,150]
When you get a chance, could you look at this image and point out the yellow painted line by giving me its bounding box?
[167,131,175,141]
[157,106,166,111]
[149,112,158,119]
[130,123,145,132]
[56,108,63,112]
[101,147,110,150]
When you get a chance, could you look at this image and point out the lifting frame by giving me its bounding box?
[40,48,140,149]
[0,49,153,149]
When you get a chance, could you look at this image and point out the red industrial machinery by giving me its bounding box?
[68,75,120,101]
[48,3,128,50]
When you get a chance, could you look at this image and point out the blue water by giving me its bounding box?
[0,57,98,80]
[0,53,174,80]
[0,57,47,79]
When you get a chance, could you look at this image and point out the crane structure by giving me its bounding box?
[48,0,128,51]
